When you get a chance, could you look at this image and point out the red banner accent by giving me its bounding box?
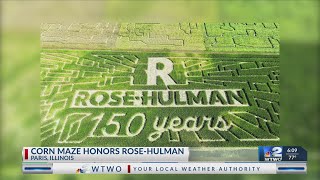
[24,149,28,160]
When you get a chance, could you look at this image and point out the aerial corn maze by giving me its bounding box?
[40,23,279,146]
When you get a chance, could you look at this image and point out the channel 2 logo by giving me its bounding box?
[76,164,90,174]
[264,146,283,161]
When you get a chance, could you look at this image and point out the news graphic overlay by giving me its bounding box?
[22,147,189,162]
[40,23,279,146]
[22,146,307,174]
[259,146,307,162]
